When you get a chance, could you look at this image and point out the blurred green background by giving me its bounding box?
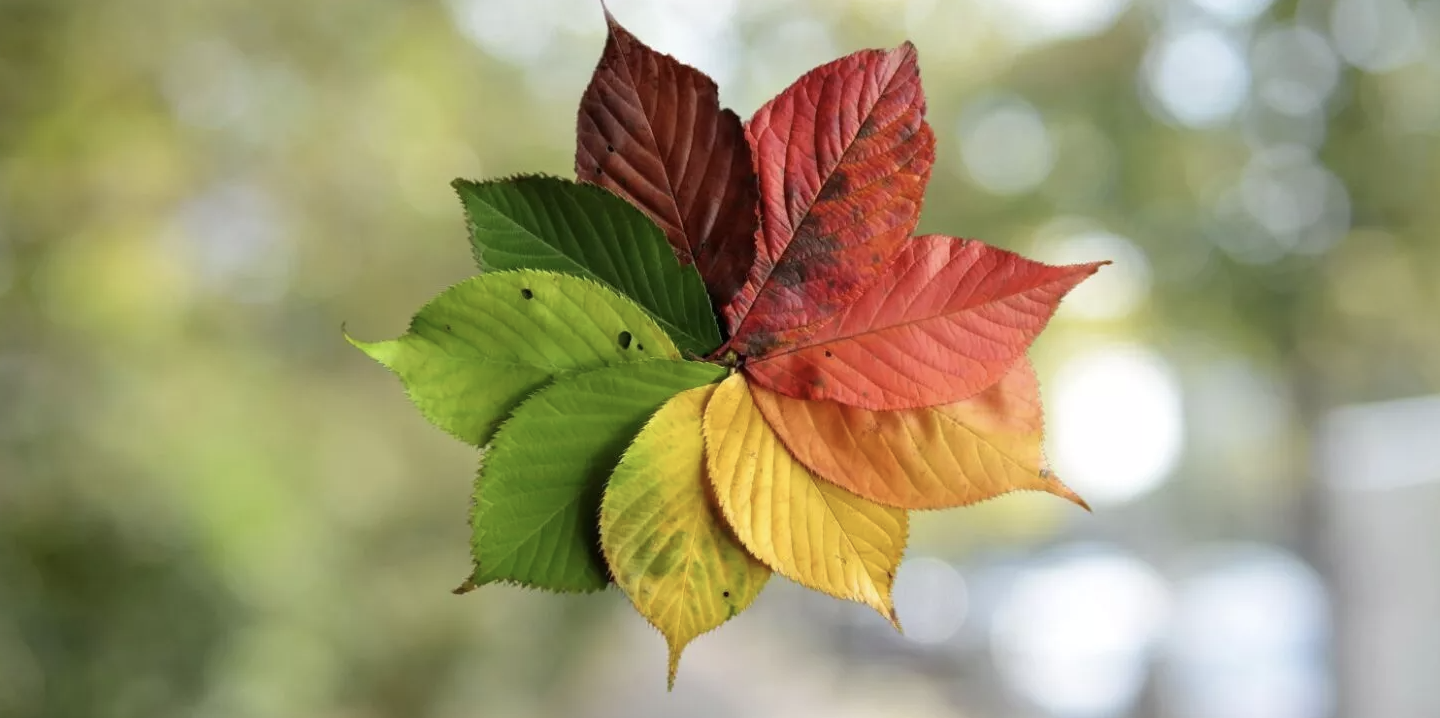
[2,0,1438,716]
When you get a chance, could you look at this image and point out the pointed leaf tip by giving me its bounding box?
[353,270,680,448]
[752,358,1092,511]
[1042,471,1091,512]
[451,576,478,595]
[703,374,907,623]
[602,384,769,688]
[745,236,1108,410]
[345,332,400,368]
[577,12,759,308]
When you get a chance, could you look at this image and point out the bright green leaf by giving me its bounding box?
[472,358,727,592]
[453,175,723,357]
[601,384,770,689]
[349,270,680,447]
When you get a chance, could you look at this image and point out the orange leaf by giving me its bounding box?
[751,358,1088,510]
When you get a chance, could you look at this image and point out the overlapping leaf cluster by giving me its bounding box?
[352,11,1105,688]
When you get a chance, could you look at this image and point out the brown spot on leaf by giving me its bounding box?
[815,168,849,203]
[738,331,782,357]
[788,224,842,261]
[771,259,808,288]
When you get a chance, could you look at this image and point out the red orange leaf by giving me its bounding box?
[576,11,759,307]
[751,357,1088,510]
[723,43,935,356]
[744,235,1106,410]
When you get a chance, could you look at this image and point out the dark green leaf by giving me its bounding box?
[454,175,724,357]
[471,358,727,592]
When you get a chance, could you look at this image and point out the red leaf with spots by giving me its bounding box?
[723,43,935,357]
[743,235,1107,410]
[576,12,759,308]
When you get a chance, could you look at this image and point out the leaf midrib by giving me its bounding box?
[736,52,915,331]
[752,269,1078,361]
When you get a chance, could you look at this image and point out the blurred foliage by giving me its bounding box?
[1,0,1436,716]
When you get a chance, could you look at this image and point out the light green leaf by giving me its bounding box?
[349,270,680,447]
[472,358,726,592]
[454,175,723,357]
[602,384,770,689]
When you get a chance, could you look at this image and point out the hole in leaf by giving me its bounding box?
[520,288,534,300]
[637,343,644,352]
[617,331,633,349]
[722,590,730,598]
[824,350,833,358]
[606,144,614,153]
[596,166,603,176]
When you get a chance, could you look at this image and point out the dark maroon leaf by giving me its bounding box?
[576,11,759,309]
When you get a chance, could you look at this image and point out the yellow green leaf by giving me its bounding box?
[348,269,680,447]
[749,358,1088,510]
[601,385,770,690]
[702,374,907,625]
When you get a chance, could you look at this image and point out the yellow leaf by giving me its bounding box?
[750,358,1088,510]
[600,385,771,689]
[703,374,907,625]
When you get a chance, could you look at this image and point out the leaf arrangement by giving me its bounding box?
[351,10,1106,689]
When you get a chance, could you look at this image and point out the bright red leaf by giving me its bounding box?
[743,235,1107,410]
[576,12,759,308]
[723,43,935,357]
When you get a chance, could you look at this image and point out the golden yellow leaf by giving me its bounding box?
[750,358,1088,510]
[600,385,771,689]
[702,374,907,625]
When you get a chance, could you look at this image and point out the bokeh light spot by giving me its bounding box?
[1145,28,1251,128]
[993,545,1172,718]
[1190,0,1274,25]
[1165,544,1332,718]
[994,0,1132,44]
[1252,26,1341,117]
[892,557,968,646]
[1330,0,1423,73]
[1049,345,1184,506]
[1037,227,1152,320]
[957,95,1055,195]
